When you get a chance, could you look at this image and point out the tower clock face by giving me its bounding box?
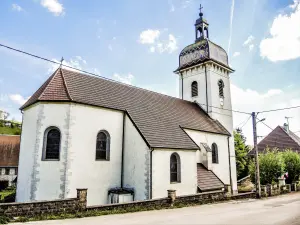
[180,45,208,67]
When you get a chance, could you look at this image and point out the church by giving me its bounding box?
[16,7,237,206]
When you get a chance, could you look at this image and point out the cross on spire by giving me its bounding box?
[199,4,203,17]
[59,57,64,68]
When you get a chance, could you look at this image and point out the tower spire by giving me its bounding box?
[195,4,209,42]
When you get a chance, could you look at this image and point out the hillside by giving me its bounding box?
[0,126,21,135]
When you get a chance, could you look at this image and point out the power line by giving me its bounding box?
[256,117,273,131]
[259,105,300,113]
[0,43,114,82]
[0,42,252,115]
[236,115,252,128]
[197,102,251,115]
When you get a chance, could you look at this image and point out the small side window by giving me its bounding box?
[96,130,110,161]
[191,81,198,97]
[42,127,61,161]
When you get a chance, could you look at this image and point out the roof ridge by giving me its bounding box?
[38,68,62,100]
[278,126,300,147]
[60,68,73,101]
[60,68,191,104]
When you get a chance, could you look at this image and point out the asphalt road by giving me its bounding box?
[12,192,300,225]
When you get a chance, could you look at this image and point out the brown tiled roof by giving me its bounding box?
[197,164,224,191]
[249,126,300,155]
[20,68,230,150]
[0,135,20,167]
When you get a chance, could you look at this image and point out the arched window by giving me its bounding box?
[218,80,224,98]
[170,153,181,183]
[43,127,61,160]
[191,81,198,97]
[212,143,219,164]
[96,130,110,160]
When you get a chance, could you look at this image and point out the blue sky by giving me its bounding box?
[0,0,300,143]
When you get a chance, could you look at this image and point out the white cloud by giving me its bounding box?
[231,84,300,145]
[249,44,254,51]
[233,52,240,57]
[113,73,134,85]
[182,0,193,9]
[260,1,300,61]
[139,30,178,54]
[243,35,255,46]
[40,0,64,16]
[243,35,255,52]
[168,0,175,12]
[150,46,155,53]
[12,4,23,12]
[290,0,300,9]
[9,94,30,106]
[139,29,160,44]
[156,34,178,53]
[108,44,113,51]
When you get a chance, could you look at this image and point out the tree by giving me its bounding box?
[249,149,285,185]
[234,129,250,180]
[282,150,300,184]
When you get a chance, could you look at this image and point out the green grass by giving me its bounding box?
[0,126,21,135]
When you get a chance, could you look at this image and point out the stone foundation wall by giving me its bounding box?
[87,191,256,212]
[1,185,294,219]
[0,189,87,217]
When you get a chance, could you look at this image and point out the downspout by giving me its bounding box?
[204,64,209,113]
[121,111,126,188]
[181,73,183,100]
[227,136,233,194]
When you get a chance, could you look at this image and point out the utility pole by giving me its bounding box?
[252,112,261,198]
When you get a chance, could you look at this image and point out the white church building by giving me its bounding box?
[16,8,237,206]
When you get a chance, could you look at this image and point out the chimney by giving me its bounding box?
[283,123,289,133]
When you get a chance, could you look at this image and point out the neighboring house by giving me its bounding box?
[0,135,20,190]
[17,7,238,206]
[249,123,300,155]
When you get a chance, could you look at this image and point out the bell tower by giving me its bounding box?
[175,5,234,134]
[174,5,237,194]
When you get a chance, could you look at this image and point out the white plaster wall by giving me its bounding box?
[16,105,38,202]
[206,64,237,192]
[67,104,123,206]
[152,149,197,198]
[123,115,149,201]
[184,129,231,187]
[206,64,233,133]
[181,65,207,110]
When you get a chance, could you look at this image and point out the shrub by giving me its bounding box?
[282,150,300,184]
[249,149,285,185]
